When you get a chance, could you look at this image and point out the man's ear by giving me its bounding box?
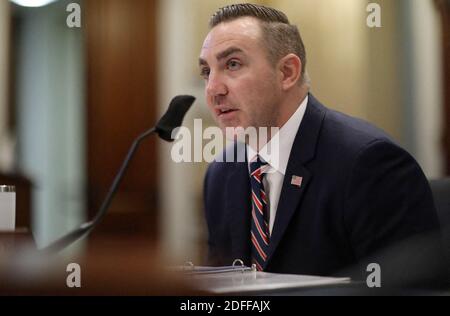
[278,54,302,90]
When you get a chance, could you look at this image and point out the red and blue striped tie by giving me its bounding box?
[250,156,270,271]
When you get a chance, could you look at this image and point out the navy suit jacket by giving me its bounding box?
[203,94,440,277]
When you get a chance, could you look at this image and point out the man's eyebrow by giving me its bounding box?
[216,47,244,61]
[198,47,244,67]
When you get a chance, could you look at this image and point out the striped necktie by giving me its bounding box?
[249,156,270,271]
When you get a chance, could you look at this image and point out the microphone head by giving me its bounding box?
[155,95,195,142]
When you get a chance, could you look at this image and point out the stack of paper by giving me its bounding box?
[170,265,253,275]
[188,271,351,294]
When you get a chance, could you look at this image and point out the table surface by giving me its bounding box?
[1,233,449,296]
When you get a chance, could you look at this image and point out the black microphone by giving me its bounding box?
[40,95,195,254]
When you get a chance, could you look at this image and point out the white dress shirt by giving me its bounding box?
[247,95,308,235]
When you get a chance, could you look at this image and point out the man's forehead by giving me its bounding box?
[201,17,262,52]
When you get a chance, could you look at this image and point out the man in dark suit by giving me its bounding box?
[199,3,441,278]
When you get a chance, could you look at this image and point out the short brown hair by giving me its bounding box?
[209,3,307,78]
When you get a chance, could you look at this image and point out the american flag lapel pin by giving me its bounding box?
[291,175,303,188]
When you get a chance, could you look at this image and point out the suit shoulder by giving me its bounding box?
[320,106,399,154]
[315,104,426,186]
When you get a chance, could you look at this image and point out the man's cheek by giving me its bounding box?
[206,102,215,116]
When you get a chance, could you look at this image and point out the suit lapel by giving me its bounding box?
[265,94,327,268]
[265,162,311,267]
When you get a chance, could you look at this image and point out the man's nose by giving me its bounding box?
[206,72,228,97]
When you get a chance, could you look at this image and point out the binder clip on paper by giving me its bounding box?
[233,259,257,273]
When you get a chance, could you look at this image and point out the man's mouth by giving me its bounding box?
[218,109,236,115]
[217,109,237,120]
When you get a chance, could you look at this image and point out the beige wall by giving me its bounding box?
[365,0,404,142]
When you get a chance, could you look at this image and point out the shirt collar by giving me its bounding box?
[247,95,309,175]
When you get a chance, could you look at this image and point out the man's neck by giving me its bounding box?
[248,86,309,152]
[276,85,309,129]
